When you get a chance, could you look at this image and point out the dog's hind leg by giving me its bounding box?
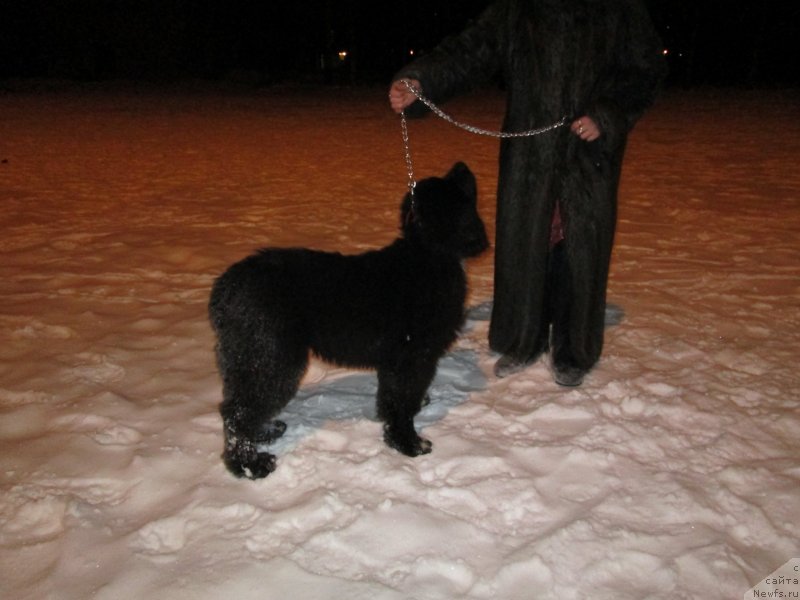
[216,327,307,479]
[219,362,304,479]
[376,360,437,457]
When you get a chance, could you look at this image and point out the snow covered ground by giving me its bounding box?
[1,83,798,600]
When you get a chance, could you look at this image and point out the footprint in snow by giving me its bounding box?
[63,352,126,385]
[50,413,143,446]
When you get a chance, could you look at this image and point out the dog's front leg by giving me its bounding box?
[376,362,436,457]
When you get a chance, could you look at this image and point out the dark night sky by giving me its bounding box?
[1,0,798,87]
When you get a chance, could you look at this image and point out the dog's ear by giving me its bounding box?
[445,162,477,202]
[400,191,416,231]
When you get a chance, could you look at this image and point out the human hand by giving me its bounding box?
[571,116,601,142]
[389,79,421,114]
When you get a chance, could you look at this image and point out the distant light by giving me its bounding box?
[662,48,669,56]
[338,51,348,61]
[409,49,415,56]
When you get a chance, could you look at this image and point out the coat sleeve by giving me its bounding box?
[589,0,667,135]
[393,0,507,116]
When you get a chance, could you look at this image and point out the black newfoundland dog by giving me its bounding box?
[209,162,488,479]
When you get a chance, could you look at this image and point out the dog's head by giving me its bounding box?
[401,162,489,258]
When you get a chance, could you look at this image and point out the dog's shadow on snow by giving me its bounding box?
[267,349,487,455]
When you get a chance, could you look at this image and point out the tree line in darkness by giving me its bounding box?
[1,0,797,87]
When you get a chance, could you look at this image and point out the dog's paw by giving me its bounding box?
[225,451,277,479]
[254,419,287,444]
[242,453,277,479]
[383,425,433,457]
[223,441,277,479]
[416,437,433,455]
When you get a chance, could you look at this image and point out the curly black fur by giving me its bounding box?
[209,162,488,479]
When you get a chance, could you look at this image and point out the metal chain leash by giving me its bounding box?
[401,79,569,139]
[398,78,569,198]
[400,107,416,199]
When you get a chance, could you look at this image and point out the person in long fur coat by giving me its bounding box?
[389,0,666,386]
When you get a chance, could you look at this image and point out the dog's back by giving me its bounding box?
[211,235,468,371]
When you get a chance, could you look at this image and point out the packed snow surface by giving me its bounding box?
[1,83,798,599]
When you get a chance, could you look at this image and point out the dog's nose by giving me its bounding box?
[463,233,489,256]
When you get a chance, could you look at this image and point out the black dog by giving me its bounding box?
[208,162,488,479]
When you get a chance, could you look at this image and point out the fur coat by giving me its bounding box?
[394,0,666,368]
